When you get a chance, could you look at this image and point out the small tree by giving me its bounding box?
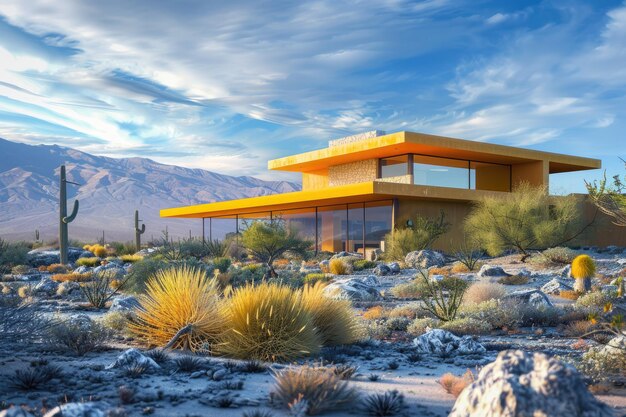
[415,268,467,321]
[464,183,583,261]
[586,161,626,227]
[384,211,450,261]
[241,220,311,278]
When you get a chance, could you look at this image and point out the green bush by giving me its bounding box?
[407,317,440,336]
[212,256,232,273]
[352,260,377,271]
[228,264,268,288]
[530,247,578,265]
[440,317,492,335]
[576,291,614,310]
[125,258,168,293]
[0,239,29,272]
[464,183,582,260]
[383,211,450,261]
[304,273,333,285]
[390,280,428,299]
[108,241,137,256]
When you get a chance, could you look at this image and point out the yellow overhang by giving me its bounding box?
[268,131,601,173]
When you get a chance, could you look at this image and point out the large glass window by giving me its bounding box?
[237,212,271,233]
[274,208,316,248]
[380,155,409,178]
[413,155,470,189]
[347,203,364,253]
[209,216,237,241]
[365,201,392,251]
[317,205,347,253]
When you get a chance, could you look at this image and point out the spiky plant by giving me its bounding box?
[129,266,225,353]
[571,254,596,293]
[217,282,321,362]
[299,282,359,346]
[363,390,404,416]
[329,258,351,275]
[270,365,359,415]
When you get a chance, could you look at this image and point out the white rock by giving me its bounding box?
[405,250,445,269]
[0,407,36,417]
[541,278,573,295]
[413,329,486,355]
[106,348,160,371]
[449,350,613,417]
[387,262,401,273]
[502,289,553,308]
[33,276,59,296]
[43,402,111,417]
[109,296,140,313]
[323,277,382,301]
[477,264,509,277]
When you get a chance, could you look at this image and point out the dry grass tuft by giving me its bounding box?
[559,290,580,300]
[464,282,506,304]
[51,272,92,282]
[497,275,530,285]
[84,244,108,258]
[271,365,358,415]
[130,266,225,353]
[300,282,359,346]
[329,258,352,275]
[217,282,321,361]
[363,305,386,320]
[120,254,143,263]
[44,263,70,274]
[75,257,101,267]
[439,369,474,398]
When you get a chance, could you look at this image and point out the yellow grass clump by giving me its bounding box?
[363,305,386,320]
[51,272,92,282]
[45,263,70,274]
[329,258,352,275]
[217,282,321,362]
[129,266,225,353]
[75,257,101,267]
[440,369,475,398]
[120,254,143,263]
[300,282,360,346]
[84,244,108,258]
[464,282,506,304]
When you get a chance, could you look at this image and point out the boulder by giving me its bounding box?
[105,348,160,371]
[405,250,445,269]
[541,278,573,295]
[300,264,322,274]
[33,276,59,296]
[387,262,401,273]
[331,251,361,259]
[359,275,380,286]
[74,266,91,274]
[502,289,553,308]
[109,296,140,313]
[373,264,391,276]
[323,276,382,301]
[27,248,83,267]
[477,264,509,278]
[413,329,486,355]
[92,265,125,279]
[449,350,614,417]
[57,281,81,296]
[43,402,111,417]
[0,407,36,417]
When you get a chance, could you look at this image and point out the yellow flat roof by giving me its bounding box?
[268,131,601,173]
[160,181,505,218]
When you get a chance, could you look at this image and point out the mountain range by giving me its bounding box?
[0,138,300,242]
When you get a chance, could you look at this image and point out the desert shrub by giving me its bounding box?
[218,282,320,361]
[531,247,578,266]
[429,266,452,276]
[46,263,70,274]
[464,183,582,260]
[450,262,473,274]
[0,241,29,271]
[464,282,506,304]
[125,258,168,293]
[440,317,492,335]
[353,260,377,271]
[300,282,359,346]
[270,365,359,415]
[12,364,63,390]
[388,303,423,320]
[363,390,404,416]
[273,259,291,269]
[450,238,484,272]
[586,162,626,227]
[417,271,467,321]
[51,272,92,282]
[497,275,529,285]
[212,256,232,273]
[459,300,512,330]
[11,265,31,275]
[386,316,410,332]
[516,304,561,327]
[101,311,132,334]
[576,291,613,309]
[439,370,474,398]
[228,263,268,288]
[84,244,108,258]
[407,317,440,336]
[303,273,333,285]
[120,254,143,263]
[572,254,596,293]
[559,290,580,300]
[363,305,386,320]
[130,266,225,353]
[562,320,597,337]
[75,257,101,267]
[390,280,427,299]
[271,270,305,289]
[81,270,127,308]
[178,237,211,258]
[576,342,626,383]
[383,211,450,261]
[108,241,137,256]
[204,239,231,258]
[241,220,311,278]
[174,355,205,372]
[363,319,392,340]
[49,317,111,355]
[329,258,352,275]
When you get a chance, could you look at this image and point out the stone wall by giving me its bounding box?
[376,175,413,184]
[328,159,378,186]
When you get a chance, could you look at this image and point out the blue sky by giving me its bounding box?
[0,0,624,192]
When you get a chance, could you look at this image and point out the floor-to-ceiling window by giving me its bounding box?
[364,201,393,252]
[274,208,317,246]
[347,203,364,253]
[317,204,347,253]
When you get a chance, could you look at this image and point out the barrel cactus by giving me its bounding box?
[571,254,595,293]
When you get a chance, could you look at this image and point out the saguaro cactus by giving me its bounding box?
[135,209,146,252]
[59,165,79,264]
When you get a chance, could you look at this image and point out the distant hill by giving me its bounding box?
[0,138,300,242]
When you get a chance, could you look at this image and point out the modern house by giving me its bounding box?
[161,131,608,255]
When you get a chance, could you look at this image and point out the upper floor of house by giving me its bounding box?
[268,131,601,193]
